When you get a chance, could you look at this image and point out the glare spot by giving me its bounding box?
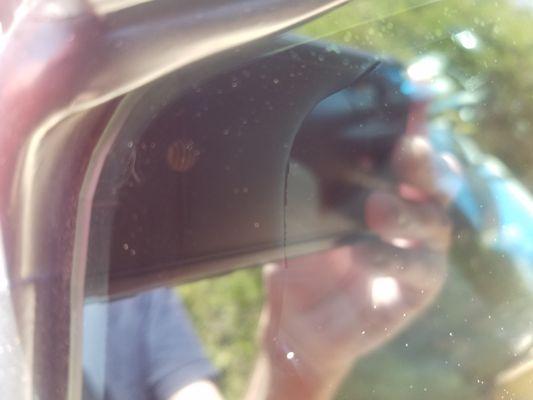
[42,2,66,17]
[173,380,222,399]
[390,238,413,248]
[407,55,443,81]
[371,276,400,307]
[0,257,8,293]
[286,351,295,360]
[502,224,522,240]
[454,30,479,50]
[431,77,454,94]
[514,334,533,353]
[482,158,508,178]
[440,152,462,174]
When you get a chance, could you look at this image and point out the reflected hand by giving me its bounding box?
[252,135,461,400]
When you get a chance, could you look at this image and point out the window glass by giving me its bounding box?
[84,1,533,399]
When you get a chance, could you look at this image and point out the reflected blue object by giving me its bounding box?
[430,128,533,279]
[483,165,533,270]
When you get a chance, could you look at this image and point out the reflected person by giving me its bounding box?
[83,288,223,400]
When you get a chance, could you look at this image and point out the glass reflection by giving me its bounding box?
[83,1,533,399]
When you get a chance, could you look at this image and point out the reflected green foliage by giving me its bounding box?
[179,1,533,399]
[179,269,263,399]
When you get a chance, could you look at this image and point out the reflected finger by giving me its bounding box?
[392,135,464,204]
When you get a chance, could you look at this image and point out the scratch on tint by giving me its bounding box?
[266,157,291,361]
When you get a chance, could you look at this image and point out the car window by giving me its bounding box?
[83,1,533,400]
